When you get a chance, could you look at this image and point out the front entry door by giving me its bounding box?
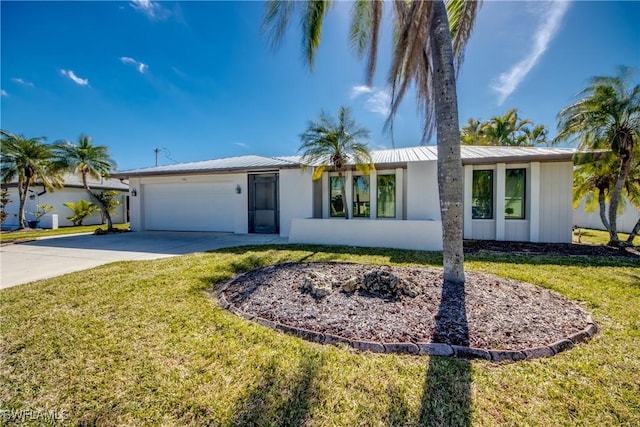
[248,173,279,234]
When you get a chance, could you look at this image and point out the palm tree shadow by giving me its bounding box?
[419,280,472,426]
[228,354,323,426]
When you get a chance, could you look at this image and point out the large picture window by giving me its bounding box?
[329,176,345,217]
[352,175,370,217]
[472,170,493,219]
[505,168,526,219]
[377,174,396,218]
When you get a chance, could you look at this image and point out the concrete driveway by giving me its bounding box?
[1,231,287,289]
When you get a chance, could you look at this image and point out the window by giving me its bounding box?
[377,174,396,218]
[472,170,493,219]
[505,168,526,219]
[352,175,370,217]
[329,176,345,217]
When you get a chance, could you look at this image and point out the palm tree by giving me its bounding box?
[54,135,118,230]
[299,106,372,219]
[264,0,481,284]
[461,109,549,147]
[574,147,640,246]
[556,66,639,247]
[521,124,549,147]
[0,130,62,229]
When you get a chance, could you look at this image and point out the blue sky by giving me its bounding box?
[1,1,638,171]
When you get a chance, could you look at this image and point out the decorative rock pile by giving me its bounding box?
[302,269,421,299]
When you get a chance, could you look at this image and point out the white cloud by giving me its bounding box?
[12,77,34,87]
[350,85,391,117]
[61,69,89,86]
[365,90,391,116]
[350,85,373,99]
[130,0,170,21]
[492,1,571,105]
[234,142,249,149]
[120,56,148,73]
[1,89,8,97]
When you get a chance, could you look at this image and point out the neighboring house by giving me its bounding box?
[112,146,576,251]
[2,174,128,229]
[573,197,639,234]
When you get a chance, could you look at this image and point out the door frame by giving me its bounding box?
[248,173,279,234]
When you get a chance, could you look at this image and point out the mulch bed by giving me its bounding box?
[221,261,594,351]
[464,239,639,258]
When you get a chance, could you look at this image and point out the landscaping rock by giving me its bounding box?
[341,277,360,293]
[302,271,333,298]
[361,270,421,298]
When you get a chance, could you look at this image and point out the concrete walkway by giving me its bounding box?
[0,231,287,289]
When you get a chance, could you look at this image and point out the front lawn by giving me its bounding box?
[574,227,637,246]
[1,245,638,426]
[0,223,130,243]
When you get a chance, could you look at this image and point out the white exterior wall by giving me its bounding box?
[289,218,443,251]
[463,161,573,243]
[573,197,639,234]
[406,161,440,220]
[3,187,126,228]
[128,177,143,231]
[539,162,574,243]
[279,168,313,237]
[130,173,247,233]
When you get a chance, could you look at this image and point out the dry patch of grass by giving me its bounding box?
[1,245,638,425]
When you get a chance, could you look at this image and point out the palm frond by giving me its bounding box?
[301,0,332,70]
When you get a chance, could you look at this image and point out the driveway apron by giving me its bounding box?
[0,231,287,289]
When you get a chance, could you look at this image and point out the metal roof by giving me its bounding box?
[112,155,300,177]
[460,146,576,165]
[113,146,577,177]
[3,173,128,190]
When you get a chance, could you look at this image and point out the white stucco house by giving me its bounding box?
[112,145,576,251]
[2,174,128,229]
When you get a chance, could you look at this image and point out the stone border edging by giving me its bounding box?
[217,280,598,362]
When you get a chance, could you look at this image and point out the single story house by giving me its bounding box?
[2,173,129,229]
[112,145,576,251]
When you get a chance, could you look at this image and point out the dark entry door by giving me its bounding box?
[248,174,279,233]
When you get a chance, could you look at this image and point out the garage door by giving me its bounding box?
[143,182,235,231]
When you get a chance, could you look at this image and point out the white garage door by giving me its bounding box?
[143,182,235,231]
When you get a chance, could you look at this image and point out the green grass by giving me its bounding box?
[1,245,638,426]
[574,227,637,246]
[0,223,129,243]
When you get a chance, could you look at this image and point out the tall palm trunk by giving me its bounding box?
[82,172,113,230]
[607,147,632,247]
[17,176,29,229]
[431,0,465,284]
[627,217,640,246]
[597,186,610,231]
[339,172,349,219]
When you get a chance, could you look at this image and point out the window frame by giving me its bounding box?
[505,168,526,220]
[376,173,396,218]
[351,174,370,218]
[471,169,494,220]
[329,175,345,218]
